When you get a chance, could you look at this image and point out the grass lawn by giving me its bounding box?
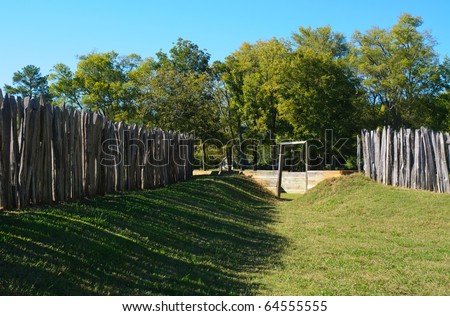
[0,174,449,295]
[257,174,450,295]
[0,176,281,295]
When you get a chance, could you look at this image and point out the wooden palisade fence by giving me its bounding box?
[0,93,194,210]
[358,126,450,193]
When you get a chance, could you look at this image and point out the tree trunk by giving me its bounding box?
[390,104,402,130]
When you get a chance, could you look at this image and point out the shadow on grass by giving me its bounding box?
[0,175,285,295]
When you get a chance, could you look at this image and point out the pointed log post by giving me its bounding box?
[1,94,12,209]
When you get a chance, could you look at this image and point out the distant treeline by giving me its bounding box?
[4,14,450,169]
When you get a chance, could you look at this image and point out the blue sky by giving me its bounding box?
[1,0,449,87]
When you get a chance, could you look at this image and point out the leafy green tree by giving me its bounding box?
[161,38,210,74]
[278,26,361,168]
[49,63,83,109]
[132,39,218,132]
[282,26,360,136]
[131,39,222,169]
[50,52,142,120]
[292,25,349,59]
[352,13,445,128]
[4,65,51,100]
[422,91,450,131]
[280,52,359,138]
[221,34,359,169]
[143,65,217,133]
[75,51,141,120]
[217,52,250,168]
[210,60,238,142]
[127,57,159,124]
[222,39,292,168]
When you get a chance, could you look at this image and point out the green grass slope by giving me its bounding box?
[1,174,448,296]
[0,176,282,295]
[257,174,450,295]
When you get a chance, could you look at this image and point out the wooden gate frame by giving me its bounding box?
[276,141,308,198]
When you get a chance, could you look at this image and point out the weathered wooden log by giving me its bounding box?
[362,130,370,177]
[10,96,19,208]
[0,95,195,210]
[360,126,450,194]
[41,98,53,203]
[53,106,64,202]
[405,129,412,189]
[0,94,12,208]
[398,129,404,187]
[438,133,450,193]
[375,128,382,182]
[392,130,398,186]
[446,133,450,174]
[116,122,124,191]
[385,126,391,185]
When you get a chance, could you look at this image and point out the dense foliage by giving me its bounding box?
[4,14,450,169]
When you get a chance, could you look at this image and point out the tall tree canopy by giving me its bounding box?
[220,39,292,167]
[50,52,141,121]
[75,51,141,120]
[49,63,83,109]
[157,38,211,74]
[22,14,450,170]
[217,32,365,168]
[352,13,445,128]
[4,65,50,100]
[282,26,360,139]
[292,26,349,59]
[49,39,220,137]
[130,39,220,139]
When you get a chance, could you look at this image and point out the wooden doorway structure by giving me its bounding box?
[276,141,308,198]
